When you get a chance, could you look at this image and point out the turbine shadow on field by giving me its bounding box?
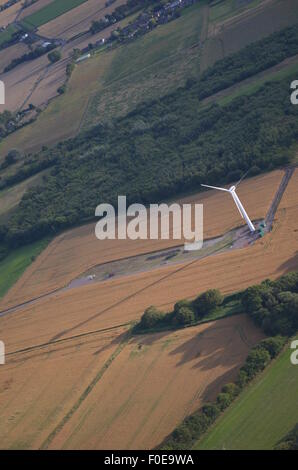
[167,322,253,372]
[278,251,298,272]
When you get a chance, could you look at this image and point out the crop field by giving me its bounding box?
[0,48,55,112]
[0,24,18,46]
[81,1,207,129]
[0,3,20,29]
[201,0,298,70]
[47,316,264,450]
[0,43,28,73]
[196,335,298,449]
[0,2,208,154]
[209,0,264,24]
[38,0,128,40]
[0,171,296,450]
[18,0,54,21]
[1,169,296,351]
[21,0,89,30]
[0,325,128,450]
[0,238,50,299]
[0,170,283,310]
[0,314,263,450]
[2,0,297,155]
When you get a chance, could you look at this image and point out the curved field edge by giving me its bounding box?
[0,238,51,299]
[195,336,298,450]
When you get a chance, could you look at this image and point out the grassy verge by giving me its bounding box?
[196,336,298,450]
[0,238,51,299]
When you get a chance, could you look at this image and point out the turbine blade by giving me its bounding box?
[235,168,250,188]
[231,192,244,218]
[201,184,229,192]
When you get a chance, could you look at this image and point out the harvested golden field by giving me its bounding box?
[0,325,129,450]
[0,170,283,309]
[38,0,127,40]
[0,43,28,73]
[47,315,264,450]
[0,315,263,450]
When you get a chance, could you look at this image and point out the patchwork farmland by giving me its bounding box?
[0,0,297,453]
[1,0,298,155]
[0,170,283,309]
[196,334,298,450]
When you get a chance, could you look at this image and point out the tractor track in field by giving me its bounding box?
[5,322,131,358]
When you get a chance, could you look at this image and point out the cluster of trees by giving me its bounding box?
[47,50,61,64]
[0,110,15,138]
[241,272,298,336]
[160,335,286,449]
[4,43,56,73]
[137,289,223,332]
[0,149,21,171]
[275,424,298,450]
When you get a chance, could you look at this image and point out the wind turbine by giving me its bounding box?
[201,174,255,233]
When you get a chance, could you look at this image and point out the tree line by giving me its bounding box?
[158,271,298,450]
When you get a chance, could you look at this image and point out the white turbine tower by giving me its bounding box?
[201,176,256,233]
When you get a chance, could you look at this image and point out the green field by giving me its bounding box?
[21,0,88,29]
[0,238,50,299]
[83,1,206,128]
[196,337,298,450]
[217,59,298,106]
[0,25,18,46]
[209,0,263,23]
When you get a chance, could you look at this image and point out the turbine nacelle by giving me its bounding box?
[201,182,256,233]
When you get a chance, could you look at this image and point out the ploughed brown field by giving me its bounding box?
[0,170,283,309]
[0,316,264,450]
